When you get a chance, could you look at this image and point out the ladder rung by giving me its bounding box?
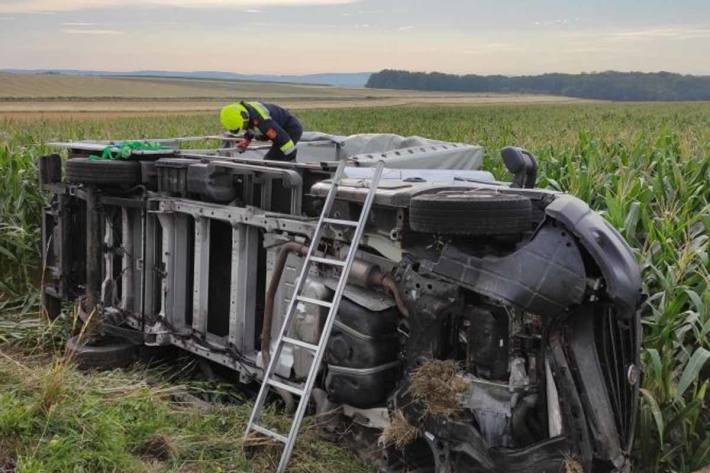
[310,256,345,267]
[323,217,358,227]
[250,424,287,443]
[282,336,318,351]
[267,378,305,396]
[295,295,333,308]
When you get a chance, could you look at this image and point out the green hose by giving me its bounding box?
[88,140,170,161]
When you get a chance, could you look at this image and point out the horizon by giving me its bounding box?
[3,68,710,78]
[0,68,373,76]
[0,0,709,76]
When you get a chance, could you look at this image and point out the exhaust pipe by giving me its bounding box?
[260,242,409,368]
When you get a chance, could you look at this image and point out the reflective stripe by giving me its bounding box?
[280,140,296,154]
[246,101,270,119]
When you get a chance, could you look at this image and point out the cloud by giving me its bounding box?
[397,25,414,32]
[560,25,710,45]
[0,16,17,20]
[533,18,579,27]
[607,27,710,41]
[0,0,359,14]
[561,26,710,43]
[62,21,96,26]
[62,28,124,34]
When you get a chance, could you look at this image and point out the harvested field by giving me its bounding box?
[0,73,591,114]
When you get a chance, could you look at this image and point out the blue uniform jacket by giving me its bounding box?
[241,101,302,157]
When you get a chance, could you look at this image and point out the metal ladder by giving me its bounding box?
[245,159,385,472]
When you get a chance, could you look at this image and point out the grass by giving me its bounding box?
[0,311,372,473]
[408,360,468,418]
[1,101,710,472]
[378,410,418,450]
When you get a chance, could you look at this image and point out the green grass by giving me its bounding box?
[0,312,372,473]
[1,102,710,472]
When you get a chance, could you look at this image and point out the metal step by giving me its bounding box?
[267,378,305,396]
[310,256,346,267]
[282,336,318,351]
[250,424,287,443]
[295,295,333,308]
[323,217,358,227]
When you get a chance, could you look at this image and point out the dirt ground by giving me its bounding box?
[0,95,592,119]
[0,74,591,117]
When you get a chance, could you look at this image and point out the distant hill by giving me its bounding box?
[0,69,373,88]
[366,70,710,101]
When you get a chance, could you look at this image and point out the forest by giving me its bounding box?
[366,69,710,101]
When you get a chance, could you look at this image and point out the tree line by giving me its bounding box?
[365,69,710,101]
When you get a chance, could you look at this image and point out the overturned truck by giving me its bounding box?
[40,132,642,472]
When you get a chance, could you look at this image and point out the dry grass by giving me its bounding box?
[0,439,17,473]
[0,96,588,115]
[561,453,585,473]
[0,74,347,99]
[408,360,469,418]
[378,410,419,449]
[138,433,177,461]
[0,73,588,101]
[0,73,589,115]
[242,412,351,473]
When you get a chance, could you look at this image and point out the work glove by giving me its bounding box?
[237,137,252,153]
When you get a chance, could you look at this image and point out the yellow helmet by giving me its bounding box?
[220,102,249,132]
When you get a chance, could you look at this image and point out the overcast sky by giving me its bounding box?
[1,0,709,75]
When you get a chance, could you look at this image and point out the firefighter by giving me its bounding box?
[220,101,303,162]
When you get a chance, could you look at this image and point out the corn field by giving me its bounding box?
[1,103,709,472]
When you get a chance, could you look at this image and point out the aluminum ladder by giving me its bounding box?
[244,159,385,472]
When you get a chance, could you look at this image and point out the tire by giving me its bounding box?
[409,190,532,235]
[65,335,138,370]
[65,158,140,187]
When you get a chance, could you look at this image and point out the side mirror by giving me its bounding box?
[501,147,537,189]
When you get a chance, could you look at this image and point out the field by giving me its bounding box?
[0,73,589,114]
[1,102,710,472]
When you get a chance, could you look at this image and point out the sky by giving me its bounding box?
[0,0,709,75]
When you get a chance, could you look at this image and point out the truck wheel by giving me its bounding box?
[65,158,140,187]
[409,191,532,235]
[65,335,138,370]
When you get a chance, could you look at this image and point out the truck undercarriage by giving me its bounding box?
[39,132,642,472]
